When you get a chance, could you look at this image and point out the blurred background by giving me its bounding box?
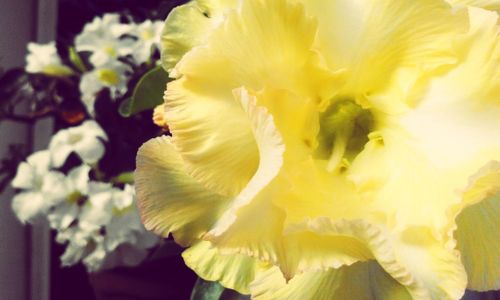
[0,1,197,299]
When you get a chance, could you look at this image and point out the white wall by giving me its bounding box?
[0,1,55,299]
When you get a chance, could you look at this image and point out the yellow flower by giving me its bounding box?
[152,103,169,130]
[136,0,500,299]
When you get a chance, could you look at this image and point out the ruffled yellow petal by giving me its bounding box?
[208,88,285,235]
[203,93,371,277]
[165,0,320,197]
[250,261,411,300]
[348,130,460,232]
[453,162,500,291]
[182,240,271,294]
[174,0,319,95]
[165,78,259,197]
[135,136,229,246]
[206,183,375,280]
[448,0,500,10]
[152,103,168,129]
[281,230,373,278]
[253,89,319,159]
[462,161,500,207]
[390,227,467,300]
[352,7,500,233]
[274,159,369,227]
[290,219,467,300]
[418,6,500,108]
[298,0,467,96]
[213,92,377,277]
[160,0,238,73]
[204,183,286,267]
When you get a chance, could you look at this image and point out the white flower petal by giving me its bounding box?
[74,138,106,165]
[12,192,47,223]
[67,165,91,194]
[11,162,36,189]
[48,202,79,230]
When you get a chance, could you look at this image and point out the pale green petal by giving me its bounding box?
[135,136,229,246]
[160,0,239,73]
[455,195,500,291]
[251,261,411,300]
[453,161,500,291]
[183,240,270,294]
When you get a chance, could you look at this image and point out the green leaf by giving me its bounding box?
[118,97,133,117]
[190,278,250,300]
[110,171,135,184]
[69,47,87,73]
[190,278,225,300]
[119,66,169,117]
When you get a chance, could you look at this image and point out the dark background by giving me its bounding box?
[51,1,195,299]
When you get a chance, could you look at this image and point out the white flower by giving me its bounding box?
[58,183,159,272]
[48,120,108,168]
[47,165,91,230]
[11,151,68,223]
[129,20,164,64]
[79,61,130,114]
[58,225,99,267]
[57,182,114,270]
[94,185,159,271]
[25,42,73,76]
[82,235,107,271]
[104,185,159,252]
[79,182,115,229]
[75,13,135,67]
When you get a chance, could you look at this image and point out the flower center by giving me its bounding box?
[316,98,374,172]
[112,205,133,217]
[104,45,117,57]
[67,191,86,205]
[141,29,154,41]
[68,132,83,144]
[97,69,120,86]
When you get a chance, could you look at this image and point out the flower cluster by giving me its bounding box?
[8,11,170,273]
[12,121,159,272]
[25,13,164,115]
[136,0,500,299]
